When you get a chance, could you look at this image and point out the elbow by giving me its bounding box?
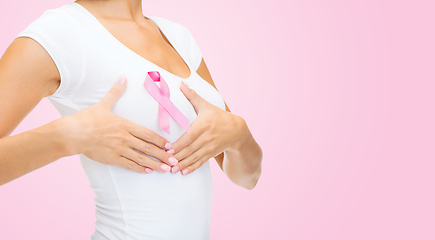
[232,167,262,190]
[239,151,263,190]
[245,169,262,190]
[244,149,263,190]
[225,145,263,190]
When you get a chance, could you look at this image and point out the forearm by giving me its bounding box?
[0,118,71,186]
[222,123,263,190]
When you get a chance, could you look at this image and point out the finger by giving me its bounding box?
[172,123,212,161]
[115,156,147,173]
[180,81,206,115]
[174,137,215,171]
[179,153,214,176]
[122,118,171,150]
[121,147,171,173]
[100,75,127,110]
[170,119,206,155]
[129,138,178,166]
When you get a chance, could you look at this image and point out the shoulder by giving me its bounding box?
[15,4,84,98]
[21,6,78,33]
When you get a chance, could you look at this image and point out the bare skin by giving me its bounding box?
[74,0,192,80]
[0,0,262,189]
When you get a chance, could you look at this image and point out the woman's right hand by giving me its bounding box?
[58,75,177,173]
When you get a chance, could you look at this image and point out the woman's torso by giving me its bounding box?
[16,2,226,239]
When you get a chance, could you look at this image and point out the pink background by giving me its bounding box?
[1,0,434,239]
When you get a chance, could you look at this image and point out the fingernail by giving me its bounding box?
[160,164,171,172]
[168,156,178,166]
[182,81,189,90]
[165,142,172,150]
[181,168,189,175]
[171,166,179,174]
[117,75,126,85]
[145,167,153,173]
[166,149,174,154]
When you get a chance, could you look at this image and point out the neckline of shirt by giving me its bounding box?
[67,2,195,82]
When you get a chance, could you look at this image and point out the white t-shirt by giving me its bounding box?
[16,2,226,239]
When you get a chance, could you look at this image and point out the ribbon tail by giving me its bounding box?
[159,104,170,135]
[157,96,190,134]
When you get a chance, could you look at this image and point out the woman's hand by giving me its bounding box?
[169,81,248,175]
[58,75,177,173]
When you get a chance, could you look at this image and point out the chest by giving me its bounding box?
[90,17,191,79]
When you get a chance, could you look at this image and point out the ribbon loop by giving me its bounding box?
[143,71,190,134]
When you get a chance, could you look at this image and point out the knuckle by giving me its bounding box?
[142,130,152,140]
[204,135,213,143]
[120,136,130,146]
[202,121,210,130]
[185,146,193,156]
[115,120,126,129]
[126,161,134,170]
[191,154,198,163]
[113,144,125,154]
[186,134,193,143]
[211,133,218,141]
[111,131,127,142]
[143,144,152,154]
[207,144,215,153]
[109,87,122,95]
[137,154,145,164]
[211,141,218,151]
[201,122,208,131]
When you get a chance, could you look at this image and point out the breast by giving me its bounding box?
[78,71,225,239]
[111,68,226,145]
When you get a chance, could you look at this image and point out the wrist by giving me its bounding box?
[51,116,82,156]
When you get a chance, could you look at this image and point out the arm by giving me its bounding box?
[0,119,70,186]
[196,58,263,190]
[0,37,71,185]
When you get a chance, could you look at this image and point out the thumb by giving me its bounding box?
[100,75,127,110]
[180,80,206,115]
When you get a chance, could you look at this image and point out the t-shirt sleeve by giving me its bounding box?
[176,22,203,72]
[15,9,83,99]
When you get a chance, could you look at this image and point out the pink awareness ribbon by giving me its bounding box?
[143,71,190,135]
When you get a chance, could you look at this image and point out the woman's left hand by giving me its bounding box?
[168,81,247,175]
